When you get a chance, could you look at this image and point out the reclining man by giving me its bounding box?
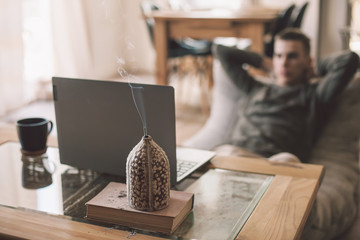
[212,28,359,163]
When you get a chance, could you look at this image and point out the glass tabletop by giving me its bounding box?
[0,141,273,239]
[173,168,273,239]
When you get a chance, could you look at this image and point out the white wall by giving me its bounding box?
[318,0,349,59]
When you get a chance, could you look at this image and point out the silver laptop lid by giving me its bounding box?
[52,77,177,185]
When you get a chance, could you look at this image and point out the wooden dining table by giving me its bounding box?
[149,7,279,85]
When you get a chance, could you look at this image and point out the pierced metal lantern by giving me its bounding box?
[126,135,170,211]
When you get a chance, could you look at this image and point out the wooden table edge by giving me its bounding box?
[210,155,324,240]
[0,126,324,240]
[0,206,163,240]
[210,155,325,180]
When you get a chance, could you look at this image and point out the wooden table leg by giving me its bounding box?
[239,22,265,54]
[154,19,168,85]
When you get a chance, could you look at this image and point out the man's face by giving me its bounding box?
[273,39,311,87]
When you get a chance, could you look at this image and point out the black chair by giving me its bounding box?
[288,2,309,28]
[263,4,296,57]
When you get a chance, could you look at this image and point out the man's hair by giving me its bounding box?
[275,28,311,55]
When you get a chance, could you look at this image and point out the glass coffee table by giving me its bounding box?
[0,141,323,240]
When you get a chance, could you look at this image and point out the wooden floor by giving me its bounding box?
[0,73,210,146]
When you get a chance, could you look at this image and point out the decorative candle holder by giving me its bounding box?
[126,135,170,211]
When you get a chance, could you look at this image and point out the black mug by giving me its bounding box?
[17,118,53,153]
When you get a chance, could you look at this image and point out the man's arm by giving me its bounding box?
[315,50,359,104]
[213,44,266,93]
[261,57,274,73]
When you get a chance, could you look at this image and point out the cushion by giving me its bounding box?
[302,75,360,240]
[183,58,243,150]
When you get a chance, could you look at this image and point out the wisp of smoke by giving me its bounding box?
[117,57,148,137]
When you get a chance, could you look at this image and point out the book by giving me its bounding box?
[85,182,194,234]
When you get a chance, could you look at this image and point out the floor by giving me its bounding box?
[0,72,210,145]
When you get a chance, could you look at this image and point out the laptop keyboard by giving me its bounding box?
[177,160,198,179]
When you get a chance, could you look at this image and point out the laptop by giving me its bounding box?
[52,77,215,185]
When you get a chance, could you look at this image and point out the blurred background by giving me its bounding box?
[0,0,359,121]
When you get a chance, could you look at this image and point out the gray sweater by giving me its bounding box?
[215,44,359,162]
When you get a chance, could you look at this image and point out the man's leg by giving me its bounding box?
[268,152,301,163]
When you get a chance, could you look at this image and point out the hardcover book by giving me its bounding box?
[85,182,194,234]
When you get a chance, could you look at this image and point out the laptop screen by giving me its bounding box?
[52,77,177,185]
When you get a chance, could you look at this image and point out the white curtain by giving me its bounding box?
[0,0,26,116]
[50,0,154,80]
[0,0,155,116]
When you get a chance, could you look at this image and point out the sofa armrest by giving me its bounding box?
[183,58,243,149]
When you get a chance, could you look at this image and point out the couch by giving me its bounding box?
[184,54,360,240]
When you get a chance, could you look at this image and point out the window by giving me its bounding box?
[350,0,360,54]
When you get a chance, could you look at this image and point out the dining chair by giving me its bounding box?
[263,4,296,57]
[140,1,212,56]
[140,1,213,114]
[288,2,309,28]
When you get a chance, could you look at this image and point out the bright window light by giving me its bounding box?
[22,0,54,84]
